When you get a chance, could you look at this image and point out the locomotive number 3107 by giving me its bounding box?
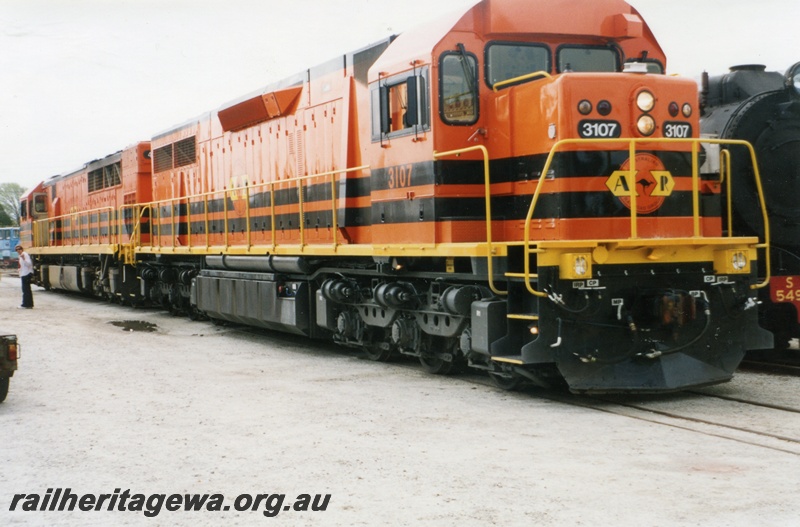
[387,164,413,189]
[579,120,621,138]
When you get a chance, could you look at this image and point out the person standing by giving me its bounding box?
[15,245,33,309]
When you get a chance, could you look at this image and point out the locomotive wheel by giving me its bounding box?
[0,376,9,403]
[419,356,454,375]
[188,307,203,321]
[489,372,522,391]
[363,344,393,362]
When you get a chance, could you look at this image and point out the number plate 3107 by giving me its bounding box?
[578,120,621,138]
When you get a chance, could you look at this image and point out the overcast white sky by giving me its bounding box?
[1,0,798,190]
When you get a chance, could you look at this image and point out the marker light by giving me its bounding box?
[636,90,655,112]
[597,100,612,116]
[682,103,693,117]
[668,102,679,117]
[578,100,592,115]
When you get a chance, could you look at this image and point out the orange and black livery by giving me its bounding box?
[21,0,773,393]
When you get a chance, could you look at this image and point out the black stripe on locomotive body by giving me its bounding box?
[169,151,723,237]
[433,150,695,184]
[185,208,371,237]
[370,153,720,225]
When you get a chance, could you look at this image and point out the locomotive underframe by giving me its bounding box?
[518,264,770,392]
[31,240,772,394]
[37,254,140,303]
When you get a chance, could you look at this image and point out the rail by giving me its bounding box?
[516,137,771,296]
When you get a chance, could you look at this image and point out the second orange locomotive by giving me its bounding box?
[21,0,772,392]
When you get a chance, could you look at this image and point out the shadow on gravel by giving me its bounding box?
[109,320,158,333]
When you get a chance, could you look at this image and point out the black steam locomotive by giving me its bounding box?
[701,62,800,350]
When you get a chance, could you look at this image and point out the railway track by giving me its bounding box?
[230,322,800,456]
[584,389,800,456]
[395,360,800,456]
[79,314,800,458]
[740,359,800,377]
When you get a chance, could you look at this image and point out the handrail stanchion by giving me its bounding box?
[691,141,701,237]
[433,146,506,296]
[628,140,638,239]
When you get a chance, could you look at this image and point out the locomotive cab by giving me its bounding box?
[357,0,772,391]
[19,183,49,250]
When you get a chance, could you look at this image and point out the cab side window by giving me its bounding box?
[34,195,47,214]
[439,51,479,125]
[371,68,429,142]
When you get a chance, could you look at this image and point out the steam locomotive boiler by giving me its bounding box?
[21,0,774,393]
[701,62,800,351]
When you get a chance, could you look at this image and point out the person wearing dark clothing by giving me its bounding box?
[16,245,33,309]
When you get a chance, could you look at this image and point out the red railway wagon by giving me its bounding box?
[24,0,772,393]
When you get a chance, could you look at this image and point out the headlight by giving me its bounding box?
[560,253,592,279]
[636,90,655,112]
[637,115,656,136]
[714,249,750,274]
[732,251,747,271]
[574,256,588,276]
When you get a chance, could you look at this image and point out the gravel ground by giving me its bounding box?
[0,274,798,527]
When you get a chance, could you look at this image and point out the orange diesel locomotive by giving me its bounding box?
[22,0,772,392]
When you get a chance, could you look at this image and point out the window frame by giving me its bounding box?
[484,40,552,90]
[555,44,622,74]
[438,50,480,126]
[370,67,430,142]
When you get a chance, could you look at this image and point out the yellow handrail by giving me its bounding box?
[520,137,771,293]
[119,205,151,265]
[720,148,733,237]
[119,165,368,255]
[433,146,506,296]
[31,206,117,248]
[493,71,552,92]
